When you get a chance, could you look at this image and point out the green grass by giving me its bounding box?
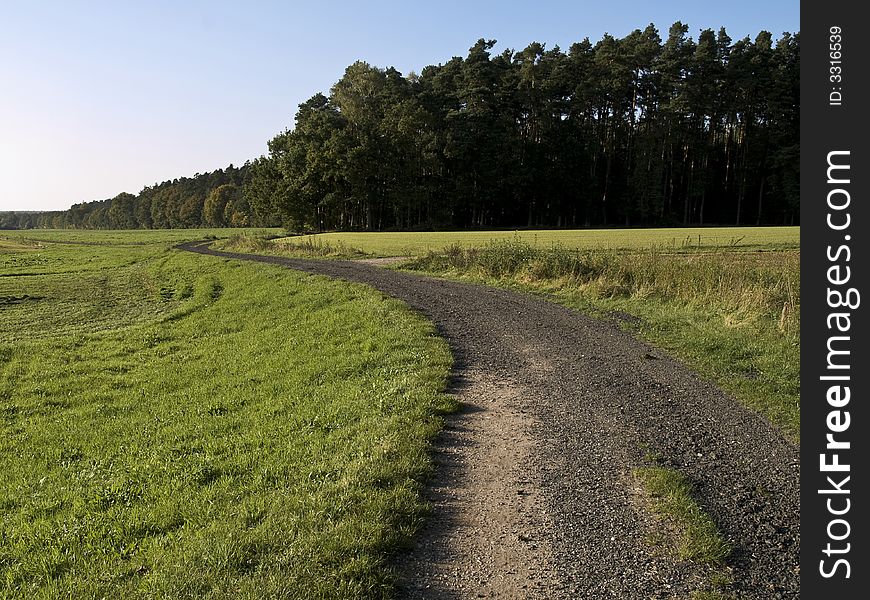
[634,466,731,564]
[0,229,282,278]
[273,226,799,257]
[5,226,794,597]
[0,232,453,599]
[0,238,43,252]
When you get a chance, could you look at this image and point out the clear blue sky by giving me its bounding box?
[0,0,799,212]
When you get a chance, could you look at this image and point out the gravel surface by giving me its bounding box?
[180,242,800,598]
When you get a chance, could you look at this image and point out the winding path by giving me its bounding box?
[179,241,800,599]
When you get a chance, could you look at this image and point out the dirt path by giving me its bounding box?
[179,242,800,598]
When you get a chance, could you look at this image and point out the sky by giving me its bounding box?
[0,0,799,212]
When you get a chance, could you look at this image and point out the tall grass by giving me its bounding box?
[412,240,799,337]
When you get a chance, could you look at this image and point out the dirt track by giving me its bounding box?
[179,241,800,599]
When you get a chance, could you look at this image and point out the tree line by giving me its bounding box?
[3,22,799,231]
[1,165,256,230]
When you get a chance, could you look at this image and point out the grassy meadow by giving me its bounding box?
[0,230,453,599]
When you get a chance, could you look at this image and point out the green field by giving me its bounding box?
[274,226,799,257]
[0,231,452,598]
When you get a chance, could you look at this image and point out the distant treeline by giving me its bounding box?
[0,165,257,230]
[5,22,799,231]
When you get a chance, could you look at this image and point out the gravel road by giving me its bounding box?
[180,241,800,599]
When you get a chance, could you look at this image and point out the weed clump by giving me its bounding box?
[219,234,368,259]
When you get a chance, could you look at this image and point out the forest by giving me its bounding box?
[2,22,799,231]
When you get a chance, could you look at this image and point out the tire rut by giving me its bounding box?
[179,241,800,598]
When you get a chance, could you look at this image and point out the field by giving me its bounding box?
[0,231,452,598]
[271,226,799,257]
